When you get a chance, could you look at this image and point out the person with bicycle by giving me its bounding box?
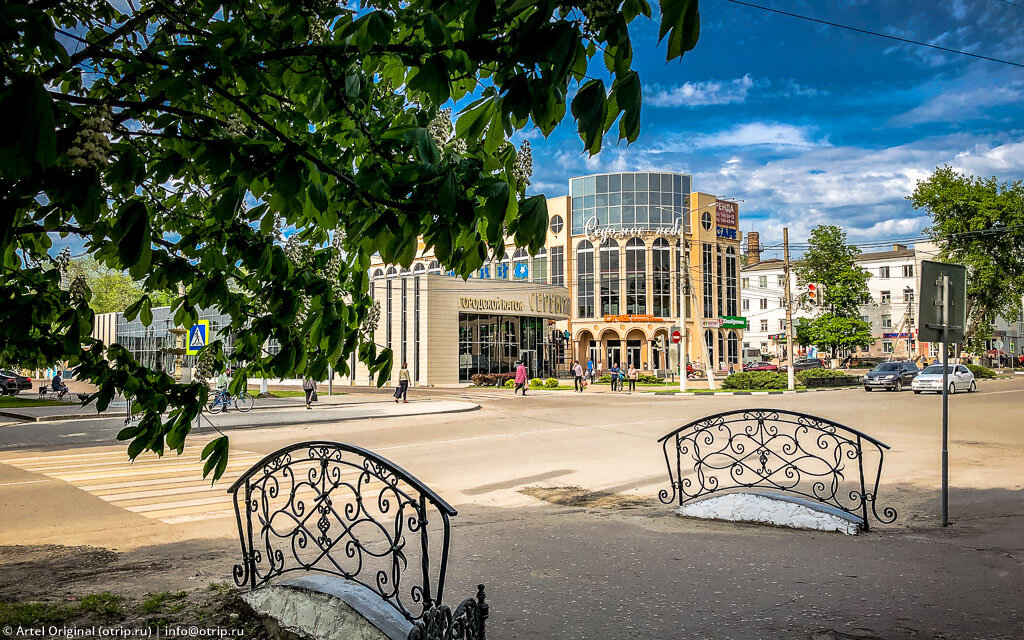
[51,370,69,399]
[216,369,231,412]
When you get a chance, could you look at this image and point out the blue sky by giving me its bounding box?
[519,0,1024,252]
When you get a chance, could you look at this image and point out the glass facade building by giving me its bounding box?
[569,172,691,234]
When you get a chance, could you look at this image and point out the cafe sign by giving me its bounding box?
[584,216,682,241]
[720,315,747,329]
[603,314,665,323]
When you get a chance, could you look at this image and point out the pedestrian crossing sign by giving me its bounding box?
[186,320,209,355]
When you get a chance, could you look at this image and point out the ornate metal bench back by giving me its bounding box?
[228,441,458,621]
[658,410,897,529]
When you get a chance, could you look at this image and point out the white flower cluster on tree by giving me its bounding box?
[67,108,112,169]
[222,114,248,138]
[360,300,380,343]
[514,140,533,192]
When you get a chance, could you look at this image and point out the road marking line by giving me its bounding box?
[125,495,234,513]
[0,479,51,487]
[160,509,237,525]
[100,484,228,502]
[50,460,259,482]
[17,453,263,474]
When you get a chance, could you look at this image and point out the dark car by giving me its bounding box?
[743,361,779,372]
[863,361,919,392]
[781,358,825,372]
[0,370,32,395]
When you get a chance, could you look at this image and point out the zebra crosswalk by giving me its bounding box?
[0,443,262,525]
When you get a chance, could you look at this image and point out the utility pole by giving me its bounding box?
[681,238,715,390]
[679,239,687,392]
[783,228,795,391]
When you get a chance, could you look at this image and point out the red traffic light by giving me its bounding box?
[807,283,817,303]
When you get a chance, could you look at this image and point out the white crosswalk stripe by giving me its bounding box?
[0,442,262,525]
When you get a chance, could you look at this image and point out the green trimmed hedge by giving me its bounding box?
[796,368,849,383]
[721,371,788,390]
[529,377,543,389]
[966,364,996,379]
[503,378,515,389]
[544,378,559,388]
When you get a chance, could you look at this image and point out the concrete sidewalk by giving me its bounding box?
[0,391,391,423]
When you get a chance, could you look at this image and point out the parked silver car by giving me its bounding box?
[911,364,976,394]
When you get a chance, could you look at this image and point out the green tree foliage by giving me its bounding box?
[793,226,874,356]
[68,256,176,314]
[909,165,1024,340]
[0,0,700,479]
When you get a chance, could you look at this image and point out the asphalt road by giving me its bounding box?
[1,378,1022,639]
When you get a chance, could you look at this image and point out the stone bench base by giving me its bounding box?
[676,491,862,535]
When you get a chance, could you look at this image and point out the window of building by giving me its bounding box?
[880,290,891,304]
[497,252,511,279]
[705,329,715,365]
[702,243,714,316]
[373,269,384,280]
[512,248,530,280]
[725,246,738,317]
[400,278,407,366]
[779,297,785,308]
[903,264,914,278]
[881,314,892,328]
[413,263,425,273]
[777,275,786,287]
[427,260,440,274]
[779,319,785,330]
[716,246,724,321]
[550,246,564,287]
[576,240,594,317]
[760,319,768,332]
[625,238,646,315]
[701,211,712,230]
[741,277,749,289]
[903,287,914,303]
[882,340,893,354]
[386,267,398,278]
[742,299,750,311]
[758,276,767,288]
[862,315,870,324]
[728,331,739,365]
[549,215,564,234]
[759,298,768,310]
[385,280,393,350]
[599,239,620,316]
[879,266,890,278]
[532,248,548,284]
[653,238,672,317]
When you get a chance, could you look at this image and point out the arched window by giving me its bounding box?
[725,247,738,317]
[532,247,548,284]
[512,248,529,280]
[413,263,426,273]
[386,266,398,278]
[652,238,671,317]
[716,245,725,321]
[626,238,646,315]
[704,329,715,368]
[427,260,440,274]
[576,240,595,318]
[599,239,620,316]
[372,269,384,280]
[728,330,739,365]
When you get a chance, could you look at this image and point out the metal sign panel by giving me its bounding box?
[917,261,967,344]
[186,319,210,355]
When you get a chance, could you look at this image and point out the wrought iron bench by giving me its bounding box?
[228,441,487,640]
[658,409,897,530]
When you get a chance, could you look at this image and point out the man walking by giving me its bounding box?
[514,361,529,396]
[610,362,620,392]
[586,358,594,384]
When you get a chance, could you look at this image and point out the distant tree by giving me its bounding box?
[793,226,874,358]
[909,165,1024,342]
[0,0,701,479]
[67,257,176,314]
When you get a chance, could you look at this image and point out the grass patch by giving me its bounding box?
[77,592,126,616]
[0,397,70,408]
[140,591,188,615]
[0,592,126,628]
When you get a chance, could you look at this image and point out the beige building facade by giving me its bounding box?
[367,171,745,384]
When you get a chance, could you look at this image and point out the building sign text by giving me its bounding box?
[459,297,523,312]
[584,217,682,241]
[716,200,738,228]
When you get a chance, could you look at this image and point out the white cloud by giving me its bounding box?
[645,75,755,107]
[691,122,827,149]
[894,75,1024,125]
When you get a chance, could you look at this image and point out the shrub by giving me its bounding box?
[529,377,543,388]
[796,368,849,383]
[966,364,996,379]
[503,378,515,389]
[721,371,789,390]
[470,373,516,387]
[596,374,611,383]
[544,377,559,388]
[638,374,665,384]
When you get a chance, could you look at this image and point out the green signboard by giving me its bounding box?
[720,316,748,329]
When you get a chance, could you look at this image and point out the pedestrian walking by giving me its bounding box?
[514,361,528,396]
[395,362,410,403]
[609,362,620,391]
[627,364,637,393]
[596,359,603,384]
[573,360,584,392]
[586,358,594,384]
[302,375,316,409]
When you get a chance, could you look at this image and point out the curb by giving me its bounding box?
[0,398,450,424]
[651,387,861,397]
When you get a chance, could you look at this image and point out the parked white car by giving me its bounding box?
[911,364,976,394]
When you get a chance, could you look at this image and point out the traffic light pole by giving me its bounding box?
[783,228,795,391]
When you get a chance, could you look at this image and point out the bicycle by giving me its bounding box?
[207,389,254,413]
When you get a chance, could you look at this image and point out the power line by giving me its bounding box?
[719,0,1024,69]
[993,0,1024,11]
